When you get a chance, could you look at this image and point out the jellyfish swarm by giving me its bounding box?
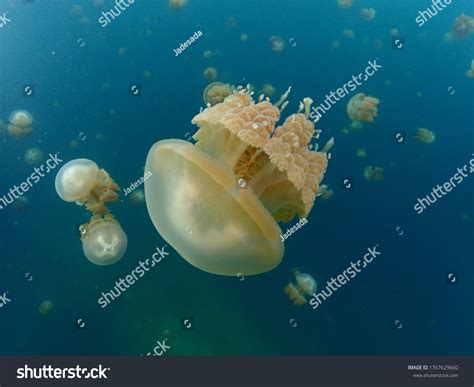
[414,128,436,144]
[347,93,380,123]
[444,14,474,42]
[8,110,33,140]
[360,8,376,21]
[24,147,44,166]
[203,82,233,106]
[364,165,384,181]
[269,36,286,53]
[466,60,474,78]
[144,87,333,276]
[80,214,128,266]
[284,269,317,306]
[55,159,119,213]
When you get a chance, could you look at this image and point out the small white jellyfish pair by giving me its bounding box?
[284,268,317,306]
[55,158,127,266]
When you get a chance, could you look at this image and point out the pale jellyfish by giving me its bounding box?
[444,14,474,42]
[169,0,188,9]
[260,83,276,97]
[0,119,7,135]
[227,16,237,29]
[55,159,119,213]
[203,82,233,106]
[337,0,353,9]
[70,4,84,16]
[80,214,127,266]
[39,300,54,314]
[13,196,29,210]
[129,189,146,205]
[203,67,218,82]
[364,165,384,181]
[342,29,355,39]
[390,28,399,37]
[414,128,436,144]
[284,268,317,306]
[360,8,376,21]
[240,34,249,42]
[350,121,364,131]
[24,147,44,166]
[318,185,334,200]
[118,47,127,56]
[8,110,33,140]
[356,148,366,158]
[144,86,334,276]
[203,50,214,59]
[143,70,153,79]
[465,60,474,78]
[269,35,286,53]
[331,40,341,49]
[347,93,380,123]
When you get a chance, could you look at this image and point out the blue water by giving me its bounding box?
[0,0,473,355]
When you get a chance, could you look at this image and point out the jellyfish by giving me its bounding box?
[390,28,399,37]
[284,268,317,306]
[13,196,29,210]
[331,40,341,49]
[414,128,436,144]
[347,93,380,123]
[240,34,249,42]
[373,39,383,49]
[444,14,474,42]
[318,185,334,200]
[203,67,218,82]
[203,82,233,106]
[24,147,44,166]
[0,119,7,135]
[356,148,366,158]
[70,4,84,16]
[143,70,153,79]
[349,121,363,132]
[340,127,349,135]
[360,8,376,21]
[337,0,353,9]
[465,60,474,78]
[169,0,188,9]
[144,86,334,276]
[342,29,355,39]
[80,213,128,266]
[79,16,90,28]
[269,35,286,53]
[93,0,105,8]
[39,300,54,314]
[8,110,33,140]
[259,83,276,98]
[203,50,214,59]
[118,47,127,56]
[70,140,79,149]
[363,165,384,181]
[226,16,237,29]
[55,159,119,214]
[129,189,145,205]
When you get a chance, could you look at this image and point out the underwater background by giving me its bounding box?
[0,0,473,356]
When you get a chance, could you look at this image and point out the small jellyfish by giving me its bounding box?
[143,70,153,79]
[465,60,474,78]
[55,158,119,213]
[39,300,54,314]
[169,0,188,9]
[360,8,376,21]
[240,34,249,42]
[347,93,380,123]
[337,0,353,9]
[356,148,366,158]
[268,35,286,53]
[444,14,474,42]
[80,214,128,266]
[203,67,218,82]
[203,82,233,106]
[331,40,341,49]
[8,110,33,140]
[24,147,44,166]
[414,128,436,144]
[13,196,29,210]
[79,16,90,28]
[118,47,127,56]
[373,39,384,49]
[0,119,8,135]
[384,80,392,87]
[284,268,317,306]
[342,29,355,39]
[70,140,79,149]
[144,87,333,276]
[260,83,276,97]
[227,16,237,29]
[129,189,145,205]
[390,28,399,37]
[96,133,105,141]
[340,127,349,135]
[318,185,334,200]
[203,50,214,59]
[70,4,84,16]
[349,121,363,132]
[363,165,384,182]
[93,0,105,8]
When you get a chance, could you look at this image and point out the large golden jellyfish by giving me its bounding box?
[347,93,380,123]
[444,14,474,42]
[284,268,317,306]
[8,110,33,140]
[465,60,474,78]
[144,86,334,276]
[203,82,233,106]
[363,165,384,182]
[55,159,127,265]
[414,128,436,144]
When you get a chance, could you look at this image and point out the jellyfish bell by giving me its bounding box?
[364,165,384,181]
[80,214,127,266]
[465,60,474,78]
[240,34,249,42]
[347,93,380,123]
[145,86,333,276]
[342,29,355,39]
[169,0,188,9]
[203,50,214,59]
[360,8,376,21]
[24,147,44,166]
[39,300,54,315]
[414,128,436,144]
[129,189,145,205]
[260,83,276,97]
[284,268,317,306]
[356,148,366,158]
[337,0,353,9]
[8,110,33,140]
[295,272,317,295]
[203,67,218,82]
[13,196,29,210]
[203,82,233,106]
[268,35,286,53]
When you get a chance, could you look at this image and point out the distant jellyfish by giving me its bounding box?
[268,35,286,53]
[129,189,145,205]
[80,214,128,266]
[240,33,249,42]
[79,16,90,28]
[331,40,341,49]
[444,14,474,42]
[55,158,119,214]
[203,50,214,59]
[360,8,376,21]
[356,148,366,158]
[465,60,474,78]
[93,0,105,8]
[384,80,392,87]
[414,128,436,144]
[349,121,364,131]
[101,82,111,93]
[373,39,383,49]
[24,147,44,166]
[118,47,127,56]
[227,16,237,29]
[143,70,152,79]
[70,4,84,16]
[70,140,79,149]
[13,196,29,210]
[340,127,349,135]
[203,67,218,82]
[347,93,380,123]
[337,0,353,9]
[390,28,399,37]
[203,82,233,106]
[260,83,276,97]
[364,165,384,181]
[342,29,355,39]
[0,119,7,135]
[95,133,105,141]
[284,268,317,306]
[8,110,33,140]
[318,185,334,200]
[169,0,188,9]
[39,300,54,314]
